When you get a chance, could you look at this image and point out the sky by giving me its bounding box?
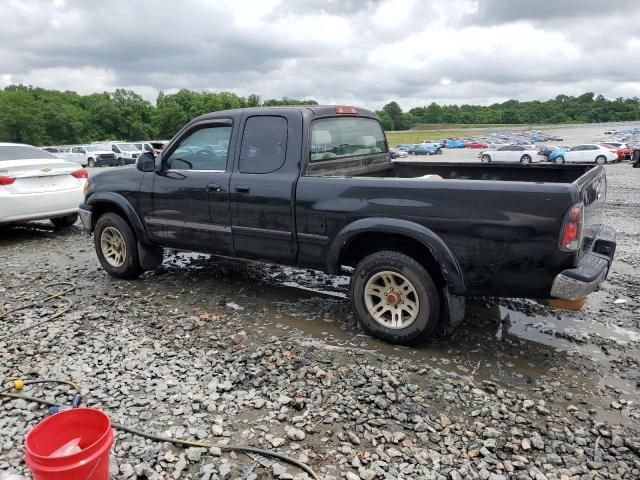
[1,0,639,109]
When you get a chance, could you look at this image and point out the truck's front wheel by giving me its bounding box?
[351,251,441,345]
[94,213,142,279]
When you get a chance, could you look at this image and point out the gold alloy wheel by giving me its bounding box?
[363,270,422,329]
[100,226,127,268]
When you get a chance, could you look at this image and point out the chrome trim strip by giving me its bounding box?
[144,217,231,233]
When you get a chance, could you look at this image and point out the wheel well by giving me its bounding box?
[91,202,128,230]
[339,233,446,287]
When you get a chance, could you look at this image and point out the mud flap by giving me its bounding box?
[441,289,465,333]
[137,242,164,270]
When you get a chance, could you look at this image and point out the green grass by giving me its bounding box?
[410,123,525,131]
[386,129,489,145]
[386,122,564,146]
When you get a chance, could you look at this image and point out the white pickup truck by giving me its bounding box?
[64,145,118,167]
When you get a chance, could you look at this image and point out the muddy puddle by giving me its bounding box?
[144,252,640,427]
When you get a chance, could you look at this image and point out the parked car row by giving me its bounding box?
[394,143,443,156]
[539,144,628,164]
[42,140,169,168]
[481,143,620,165]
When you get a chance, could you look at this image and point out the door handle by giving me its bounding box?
[235,185,250,193]
[207,183,224,192]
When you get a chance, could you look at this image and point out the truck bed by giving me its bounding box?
[306,157,596,184]
[298,158,607,298]
[389,161,596,184]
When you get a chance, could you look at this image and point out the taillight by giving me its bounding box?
[71,168,89,179]
[559,203,584,252]
[0,176,16,185]
[336,106,358,114]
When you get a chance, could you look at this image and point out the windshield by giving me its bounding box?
[85,144,110,152]
[0,145,57,161]
[116,143,139,151]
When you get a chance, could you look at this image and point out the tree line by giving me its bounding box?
[0,85,317,145]
[1,85,640,145]
[377,93,640,130]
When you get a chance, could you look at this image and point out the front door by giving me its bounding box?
[143,121,235,255]
[229,112,301,264]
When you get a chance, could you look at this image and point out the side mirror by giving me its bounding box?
[137,152,156,172]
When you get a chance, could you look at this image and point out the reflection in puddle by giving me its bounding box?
[157,252,639,426]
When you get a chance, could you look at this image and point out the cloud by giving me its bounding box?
[1,0,640,109]
[472,0,639,23]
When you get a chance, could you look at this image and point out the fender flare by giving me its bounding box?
[327,217,465,295]
[87,192,150,244]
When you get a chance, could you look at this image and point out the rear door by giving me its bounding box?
[583,145,599,162]
[510,145,524,161]
[494,145,509,161]
[229,111,302,264]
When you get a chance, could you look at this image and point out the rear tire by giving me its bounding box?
[350,251,441,345]
[555,156,565,164]
[51,213,78,228]
[94,212,142,279]
[481,154,491,163]
[595,155,607,165]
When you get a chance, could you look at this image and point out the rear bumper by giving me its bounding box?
[550,225,616,301]
[79,203,93,232]
[0,188,83,224]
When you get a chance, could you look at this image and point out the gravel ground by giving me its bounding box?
[1,162,639,479]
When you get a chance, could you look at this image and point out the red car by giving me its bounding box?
[465,142,489,149]
[600,143,631,161]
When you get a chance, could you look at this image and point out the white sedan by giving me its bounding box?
[479,145,541,164]
[0,143,88,227]
[552,144,618,165]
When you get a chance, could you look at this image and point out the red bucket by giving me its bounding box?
[25,408,114,480]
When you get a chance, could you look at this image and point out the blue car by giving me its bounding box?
[548,147,568,163]
[408,143,442,155]
[442,139,465,148]
[396,144,415,152]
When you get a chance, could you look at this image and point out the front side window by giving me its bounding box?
[310,117,387,162]
[239,116,288,174]
[165,126,232,171]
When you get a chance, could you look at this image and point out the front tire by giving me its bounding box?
[555,156,565,164]
[350,251,441,345]
[51,213,78,228]
[94,213,142,279]
[481,154,491,163]
[520,154,531,164]
[88,158,96,168]
[117,158,126,166]
[595,155,607,165]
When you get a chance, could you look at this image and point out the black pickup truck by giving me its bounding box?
[79,106,616,345]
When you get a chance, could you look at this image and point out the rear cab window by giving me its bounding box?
[309,117,387,163]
